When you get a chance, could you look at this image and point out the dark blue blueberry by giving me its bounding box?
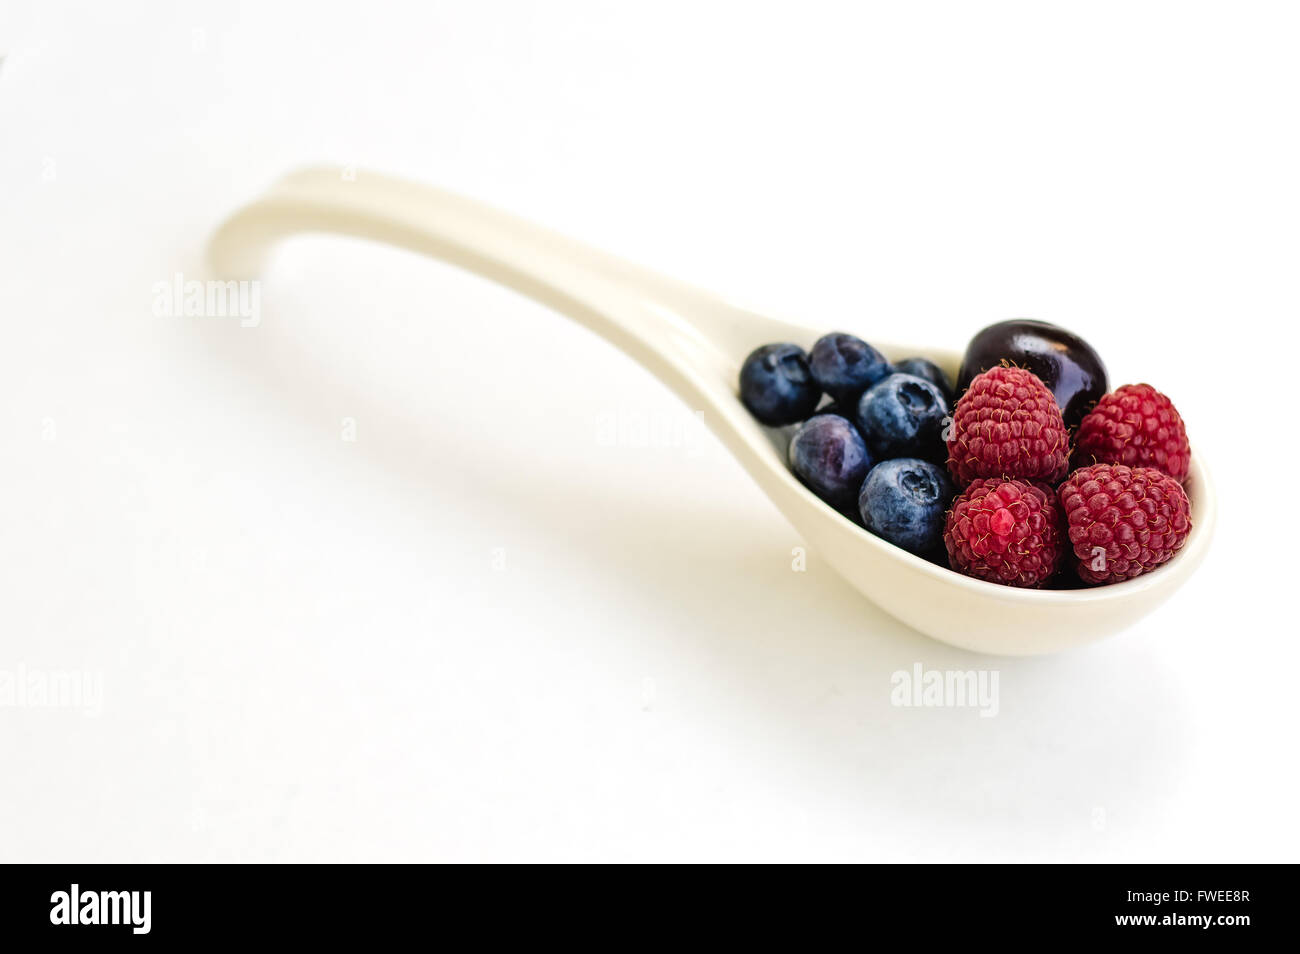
[858,458,954,555]
[788,413,873,513]
[739,343,822,426]
[855,373,950,461]
[808,333,892,402]
[893,357,954,405]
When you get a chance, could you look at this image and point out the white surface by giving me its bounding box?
[0,0,1295,862]
[208,169,1216,657]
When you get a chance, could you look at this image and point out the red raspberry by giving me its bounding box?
[1057,463,1191,585]
[1073,384,1191,482]
[943,478,1064,587]
[946,366,1070,485]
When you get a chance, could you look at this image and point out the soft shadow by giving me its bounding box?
[182,239,1188,857]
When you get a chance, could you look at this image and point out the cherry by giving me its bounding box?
[956,320,1108,428]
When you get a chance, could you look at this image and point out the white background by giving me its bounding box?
[1,1,1296,862]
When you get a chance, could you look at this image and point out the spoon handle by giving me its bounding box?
[208,168,805,403]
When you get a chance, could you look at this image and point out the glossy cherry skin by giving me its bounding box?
[955,319,1108,428]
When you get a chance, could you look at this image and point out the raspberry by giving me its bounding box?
[943,478,1064,587]
[1057,463,1191,585]
[1073,384,1190,482]
[946,366,1070,486]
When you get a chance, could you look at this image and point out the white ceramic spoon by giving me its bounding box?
[208,167,1215,655]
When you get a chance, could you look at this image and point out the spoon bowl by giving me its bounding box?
[209,167,1215,655]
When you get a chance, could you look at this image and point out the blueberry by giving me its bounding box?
[788,414,873,512]
[809,333,892,402]
[893,357,954,405]
[739,343,822,426]
[855,373,950,461]
[858,458,954,555]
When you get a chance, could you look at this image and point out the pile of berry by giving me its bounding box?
[739,320,1193,588]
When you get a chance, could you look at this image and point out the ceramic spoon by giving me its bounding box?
[208,167,1214,655]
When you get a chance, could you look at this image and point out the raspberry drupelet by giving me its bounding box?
[1073,383,1191,482]
[946,366,1070,485]
[1057,463,1191,584]
[943,478,1064,587]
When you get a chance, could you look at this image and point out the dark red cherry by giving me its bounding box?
[956,319,1108,428]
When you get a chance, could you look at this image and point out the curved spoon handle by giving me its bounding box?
[208,168,805,407]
